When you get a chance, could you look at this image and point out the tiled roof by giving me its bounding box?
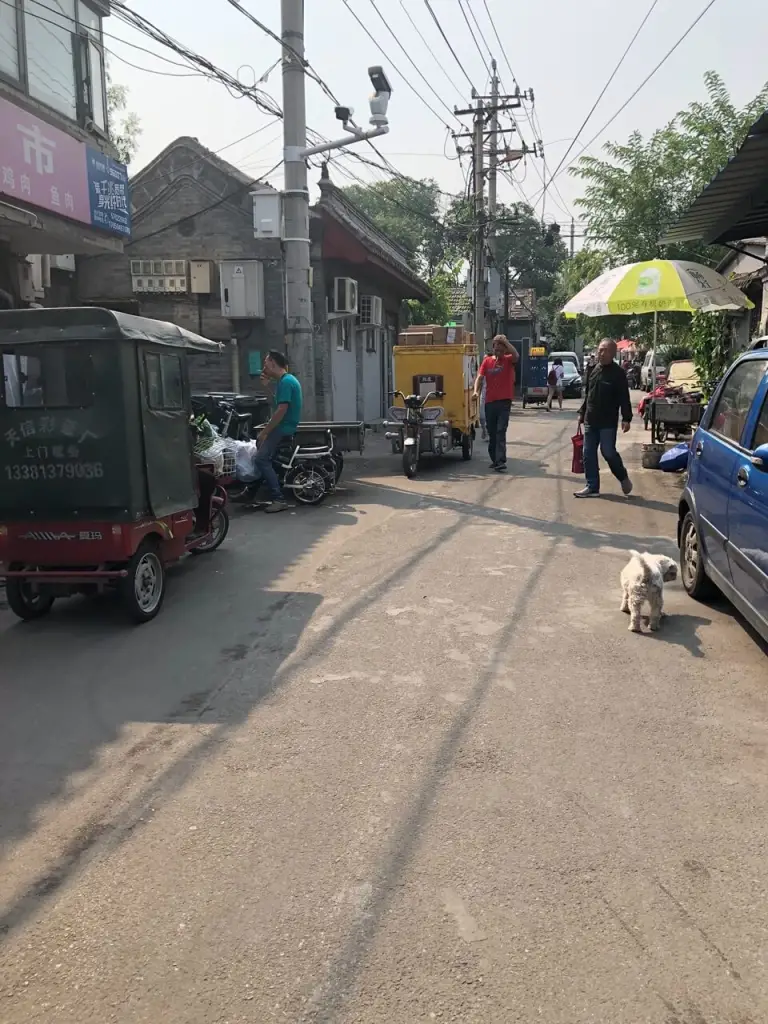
[507,287,536,319]
[315,173,430,300]
[448,284,471,315]
[131,137,278,194]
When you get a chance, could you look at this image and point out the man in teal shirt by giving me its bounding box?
[254,349,303,512]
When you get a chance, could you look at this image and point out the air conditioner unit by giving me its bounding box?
[50,254,75,273]
[359,294,383,325]
[334,277,358,314]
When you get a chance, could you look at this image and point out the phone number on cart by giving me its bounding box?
[3,462,105,481]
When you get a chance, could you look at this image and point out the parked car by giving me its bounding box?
[678,349,768,642]
[640,349,666,390]
[548,352,582,398]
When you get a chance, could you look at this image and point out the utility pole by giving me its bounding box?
[472,98,485,346]
[281,0,314,416]
[455,78,524,348]
[280,1,392,418]
[570,218,575,257]
[487,61,499,268]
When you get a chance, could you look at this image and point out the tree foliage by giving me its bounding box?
[689,310,731,394]
[541,72,768,350]
[107,70,141,166]
[571,71,768,267]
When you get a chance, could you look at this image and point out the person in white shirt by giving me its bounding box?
[546,357,565,411]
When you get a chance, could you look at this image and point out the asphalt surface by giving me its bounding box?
[1,398,767,1024]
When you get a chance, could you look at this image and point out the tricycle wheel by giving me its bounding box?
[190,506,230,554]
[5,573,54,621]
[402,446,418,478]
[654,423,667,444]
[120,540,166,623]
[461,431,473,460]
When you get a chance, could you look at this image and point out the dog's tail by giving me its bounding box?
[630,549,653,584]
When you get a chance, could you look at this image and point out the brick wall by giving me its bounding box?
[75,144,286,396]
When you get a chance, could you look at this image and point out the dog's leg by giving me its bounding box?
[628,597,643,633]
[649,591,662,631]
[620,581,630,613]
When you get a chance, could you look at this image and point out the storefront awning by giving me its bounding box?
[662,110,768,245]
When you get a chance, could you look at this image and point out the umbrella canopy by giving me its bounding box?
[562,259,754,318]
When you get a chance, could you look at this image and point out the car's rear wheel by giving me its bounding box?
[680,511,716,600]
[5,570,55,621]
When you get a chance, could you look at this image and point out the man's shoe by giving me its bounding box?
[621,477,634,496]
[494,463,508,473]
[264,500,289,513]
[574,487,599,498]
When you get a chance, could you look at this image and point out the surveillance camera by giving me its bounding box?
[334,105,354,123]
[368,66,392,127]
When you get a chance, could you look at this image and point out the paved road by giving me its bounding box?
[1,401,766,1024]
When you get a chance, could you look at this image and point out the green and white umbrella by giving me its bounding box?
[561,259,754,318]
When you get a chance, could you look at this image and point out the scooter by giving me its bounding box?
[228,429,343,506]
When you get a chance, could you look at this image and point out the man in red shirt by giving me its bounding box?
[474,334,519,472]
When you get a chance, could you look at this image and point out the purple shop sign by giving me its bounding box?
[0,96,129,235]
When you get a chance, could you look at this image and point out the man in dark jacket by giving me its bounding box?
[574,339,633,498]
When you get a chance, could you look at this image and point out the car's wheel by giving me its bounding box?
[190,506,230,554]
[461,432,473,460]
[680,511,716,600]
[120,540,166,623]
[5,571,55,621]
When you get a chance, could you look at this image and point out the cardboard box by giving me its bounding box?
[445,325,466,345]
[398,332,433,346]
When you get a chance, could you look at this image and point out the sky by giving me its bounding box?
[108,0,768,234]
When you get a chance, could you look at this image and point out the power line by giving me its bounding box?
[422,0,477,94]
[339,0,455,131]
[464,0,494,65]
[363,0,461,123]
[532,0,721,200]
[457,0,491,78]
[398,0,464,101]
[542,0,660,194]
[481,0,519,91]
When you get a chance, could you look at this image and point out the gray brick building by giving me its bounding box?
[76,140,429,420]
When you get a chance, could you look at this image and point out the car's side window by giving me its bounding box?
[709,359,768,446]
[751,392,768,450]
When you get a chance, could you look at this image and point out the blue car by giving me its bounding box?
[678,349,768,642]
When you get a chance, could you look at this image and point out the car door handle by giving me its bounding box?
[694,441,703,457]
[737,466,749,487]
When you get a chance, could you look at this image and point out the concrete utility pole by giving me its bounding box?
[487,61,499,269]
[570,218,575,257]
[280,0,391,418]
[472,98,486,345]
[281,0,314,416]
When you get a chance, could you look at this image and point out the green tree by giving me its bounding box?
[571,71,768,266]
[107,71,141,166]
[340,178,446,275]
[495,202,568,298]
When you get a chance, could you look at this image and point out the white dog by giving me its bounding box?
[620,550,678,632]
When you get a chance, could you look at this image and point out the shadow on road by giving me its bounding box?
[0,505,364,939]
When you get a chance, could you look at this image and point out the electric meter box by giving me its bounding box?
[219,260,265,319]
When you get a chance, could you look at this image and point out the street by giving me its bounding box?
[1,400,767,1024]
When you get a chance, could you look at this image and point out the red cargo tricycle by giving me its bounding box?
[0,307,231,623]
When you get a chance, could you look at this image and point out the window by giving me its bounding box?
[144,352,184,409]
[751,392,768,451]
[0,0,19,79]
[709,359,768,445]
[24,0,77,120]
[1,346,94,408]
[16,0,106,129]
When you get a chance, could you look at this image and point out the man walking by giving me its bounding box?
[255,349,303,512]
[474,334,519,472]
[574,338,633,498]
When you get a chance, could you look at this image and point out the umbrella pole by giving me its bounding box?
[651,311,658,391]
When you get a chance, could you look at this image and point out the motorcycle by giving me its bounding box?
[385,389,449,479]
[228,428,343,506]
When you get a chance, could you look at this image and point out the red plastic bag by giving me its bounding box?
[571,424,584,475]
